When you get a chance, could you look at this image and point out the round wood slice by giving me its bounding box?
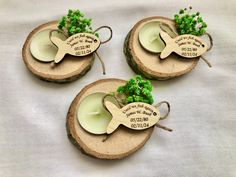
[124,16,199,80]
[22,21,95,83]
[67,79,154,159]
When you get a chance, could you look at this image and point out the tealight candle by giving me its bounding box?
[77,92,116,134]
[30,29,67,62]
[139,21,166,53]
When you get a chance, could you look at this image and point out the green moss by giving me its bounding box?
[58,9,98,37]
[117,75,154,105]
[174,7,207,36]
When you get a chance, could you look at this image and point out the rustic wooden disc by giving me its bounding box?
[66,79,154,159]
[124,16,199,80]
[22,21,95,83]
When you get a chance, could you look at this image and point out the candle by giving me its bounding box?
[138,21,166,53]
[30,29,67,62]
[77,92,116,134]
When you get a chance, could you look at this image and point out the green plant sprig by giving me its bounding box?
[58,9,98,37]
[174,7,207,36]
[117,75,154,105]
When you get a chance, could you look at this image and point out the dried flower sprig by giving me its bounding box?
[58,9,98,37]
[117,75,154,105]
[174,7,207,36]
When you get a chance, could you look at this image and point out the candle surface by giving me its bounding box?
[138,21,165,53]
[30,29,66,62]
[77,92,116,134]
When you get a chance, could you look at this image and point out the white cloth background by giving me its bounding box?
[0,0,236,176]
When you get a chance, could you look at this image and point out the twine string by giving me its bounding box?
[93,26,113,74]
[95,52,106,75]
[200,32,213,67]
[155,124,173,132]
[203,32,213,51]
[94,26,113,44]
[154,101,170,120]
[154,101,172,132]
[200,56,212,67]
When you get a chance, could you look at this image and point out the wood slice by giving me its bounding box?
[22,21,95,83]
[66,79,154,159]
[124,16,199,80]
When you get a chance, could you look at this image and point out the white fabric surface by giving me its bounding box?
[0,0,236,176]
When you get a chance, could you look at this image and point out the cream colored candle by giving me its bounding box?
[138,21,166,53]
[30,29,66,62]
[77,92,116,134]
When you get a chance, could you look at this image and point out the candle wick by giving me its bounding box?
[149,36,159,43]
[87,111,100,115]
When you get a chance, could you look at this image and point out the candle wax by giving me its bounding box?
[138,21,166,53]
[77,92,117,134]
[30,29,67,62]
